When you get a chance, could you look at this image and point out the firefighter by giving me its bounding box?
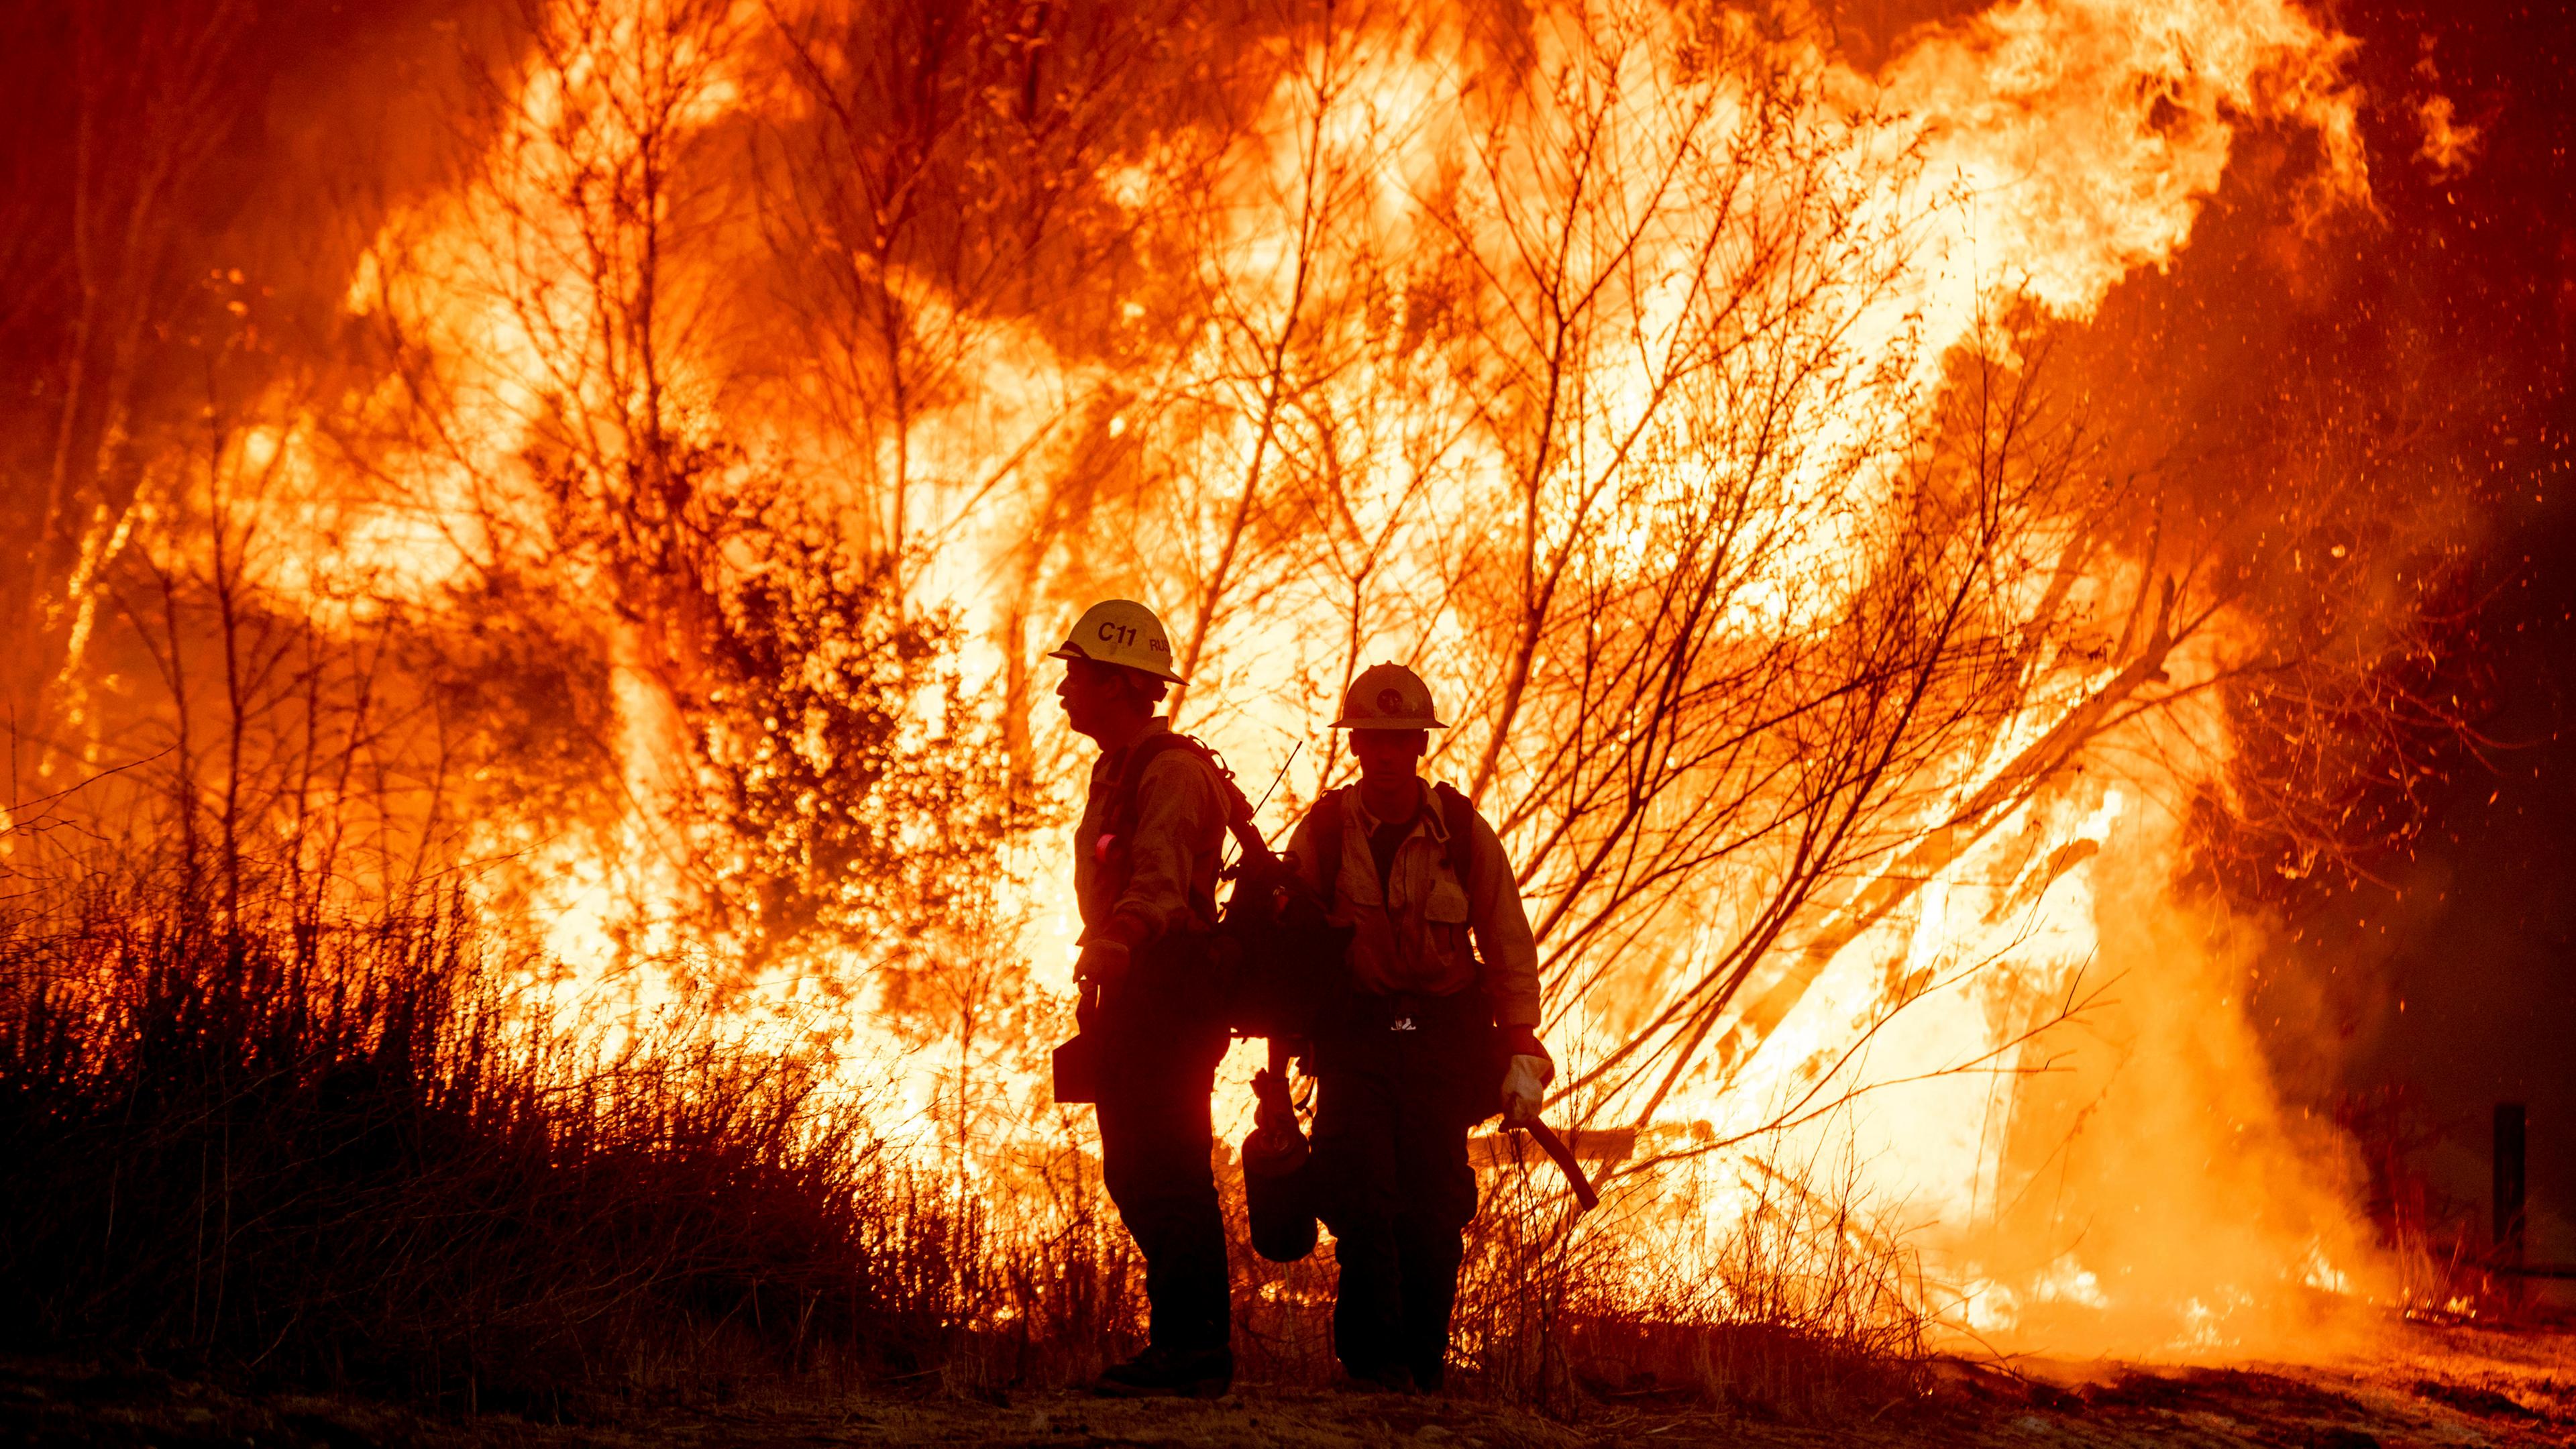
[1283,662,1554,1394]
[1051,598,1236,1398]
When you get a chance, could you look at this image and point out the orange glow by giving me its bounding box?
[109,0,2438,1364]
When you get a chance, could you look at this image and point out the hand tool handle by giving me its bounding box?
[1526,1120,1601,1214]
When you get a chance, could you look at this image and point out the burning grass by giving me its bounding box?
[0,851,1930,1417]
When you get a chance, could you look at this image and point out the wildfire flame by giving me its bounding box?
[24,0,2459,1362]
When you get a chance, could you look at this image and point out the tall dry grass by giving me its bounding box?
[0,862,1056,1411]
[0,851,1928,1416]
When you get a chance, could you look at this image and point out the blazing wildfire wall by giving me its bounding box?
[0,0,2551,1379]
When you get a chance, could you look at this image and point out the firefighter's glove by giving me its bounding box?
[1501,1053,1553,1128]
[1075,938,1132,994]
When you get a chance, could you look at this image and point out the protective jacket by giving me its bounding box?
[1075,718,1227,954]
[1283,780,1542,1028]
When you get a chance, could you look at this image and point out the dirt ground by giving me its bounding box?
[8,1320,2573,1448]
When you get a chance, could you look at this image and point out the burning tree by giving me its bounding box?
[1028,5,2455,1322]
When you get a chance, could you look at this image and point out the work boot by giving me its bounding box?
[1091,1344,1234,1399]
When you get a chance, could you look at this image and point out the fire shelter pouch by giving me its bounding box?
[1051,1029,1103,1105]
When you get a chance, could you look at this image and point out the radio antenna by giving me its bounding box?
[1251,741,1300,819]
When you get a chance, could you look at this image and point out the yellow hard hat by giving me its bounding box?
[1047,598,1187,684]
[1332,662,1445,730]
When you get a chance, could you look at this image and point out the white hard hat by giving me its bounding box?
[1047,598,1187,684]
[1332,662,1445,730]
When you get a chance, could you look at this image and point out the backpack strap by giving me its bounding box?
[1103,732,1270,899]
[1433,781,1493,995]
[1433,782,1479,900]
[1309,788,1346,912]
